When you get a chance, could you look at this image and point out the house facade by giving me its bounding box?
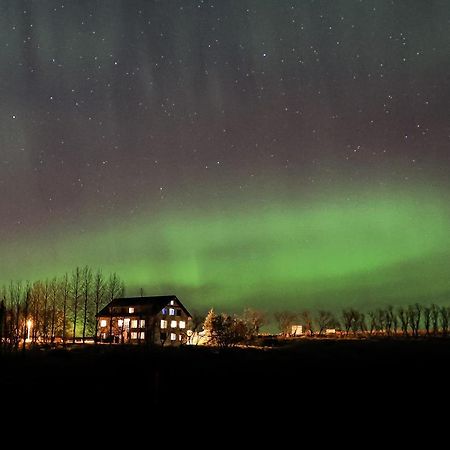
[96,295,191,346]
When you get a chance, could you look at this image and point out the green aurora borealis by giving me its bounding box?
[2,181,449,312]
[1,1,450,313]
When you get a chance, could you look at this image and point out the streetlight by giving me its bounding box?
[26,319,32,341]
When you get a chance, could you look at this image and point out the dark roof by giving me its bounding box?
[96,295,191,317]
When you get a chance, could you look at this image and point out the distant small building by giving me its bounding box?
[96,295,191,346]
[291,325,303,336]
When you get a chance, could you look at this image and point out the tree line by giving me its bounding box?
[0,266,124,351]
[201,303,450,348]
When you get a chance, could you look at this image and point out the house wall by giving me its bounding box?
[154,302,190,346]
[97,299,191,346]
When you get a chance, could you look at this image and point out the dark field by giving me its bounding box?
[2,340,450,411]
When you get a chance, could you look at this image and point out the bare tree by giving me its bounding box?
[61,273,70,346]
[81,266,93,343]
[423,306,432,336]
[106,273,124,343]
[342,309,360,336]
[367,311,378,336]
[274,311,298,336]
[21,285,31,351]
[440,307,449,337]
[397,307,409,336]
[41,280,51,343]
[243,308,267,337]
[431,304,440,335]
[316,310,336,335]
[299,310,314,336]
[408,304,421,337]
[385,306,395,336]
[49,278,59,344]
[71,267,82,343]
[93,270,105,342]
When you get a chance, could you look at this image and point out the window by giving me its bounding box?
[128,307,134,313]
[170,320,177,328]
[162,308,167,315]
[131,319,138,329]
[139,332,145,340]
[170,300,175,305]
[160,320,168,329]
[179,335,183,341]
[176,310,181,316]
[170,333,176,341]
[118,319,123,328]
[131,332,138,339]
[139,319,145,328]
[100,319,107,327]
[160,332,167,341]
[179,321,186,329]
[169,308,175,316]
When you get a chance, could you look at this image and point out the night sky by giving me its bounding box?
[1,0,450,312]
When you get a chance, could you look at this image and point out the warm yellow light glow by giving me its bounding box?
[100,319,107,327]
[118,319,123,327]
[26,319,32,341]
[128,307,135,313]
[161,319,168,329]
[170,320,177,328]
[179,320,186,329]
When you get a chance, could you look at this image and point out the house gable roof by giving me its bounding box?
[96,295,191,318]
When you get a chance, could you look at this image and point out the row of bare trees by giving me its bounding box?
[0,266,124,351]
[273,303,450,338]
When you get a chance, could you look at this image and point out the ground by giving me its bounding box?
[1,339,449,413]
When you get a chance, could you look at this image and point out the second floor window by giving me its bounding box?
[179,321,186,329]
[131,319,138,329]
[170,320,177,328]
[160,320,168,329]
[139,319,145,328]
[128,307,134,314]
[100,320,107,327]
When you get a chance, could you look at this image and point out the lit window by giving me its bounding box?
[170,300,175,305]
[139,332,145,340]
[179,335,182,341]
[179,321,186,329]
[170,333,176,341]
[169,308,175,316]
[139,319,145,328]
[160,320,167,329]
[100,319,107,327]
[118,319,123,327]
[128,307,134,313]
[131,332,138,339]
[131,319,138,328]
[162,308,167,315]
[171,320,177,328]
[124,318,130,329]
